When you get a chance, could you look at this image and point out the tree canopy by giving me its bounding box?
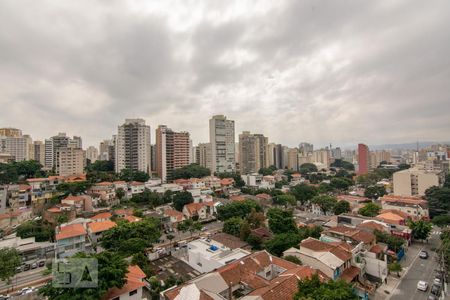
[172,163,211,179]
[364,185,387,199]
[299,163,318,174]
[217,200,262,221]
[290,184,318,205]
[0,160,46,184]
[273,194,297,206]
[425,186,450,217]
[432,215,450,227]
[334,200,351,215]
[330,159,355,171]
[408,220,432,241]
[39,251,128,300]
[101,218,161,256]
[16,220,54,242]
[358,202,381,217]
[294,274,358,300]
[310,195,337,215]
[223,217,243,237]
[0,247,21,284]
[264,232,302,256]
[258,165,277,176]
[56,181,92,196]
[267,208,297,234]
[330,177,353,191]
[119,168,150,182]
[373,230,404,252]
[172,191,194,211]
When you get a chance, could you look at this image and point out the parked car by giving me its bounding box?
[15,266,22,273]
[23,264,30,271]
[431,284,441,296]
[419,250,428,259]
[38,261,45,267]
[417,280,428,291]
[428,294,437,300]
[433,277,441,286]
[31,262,37,269]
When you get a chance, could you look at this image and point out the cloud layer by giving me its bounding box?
[1,0,449,148]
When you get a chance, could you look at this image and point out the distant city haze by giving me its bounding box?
[1,1,449,147]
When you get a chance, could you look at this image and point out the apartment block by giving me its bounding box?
[239,131,268,174]
[393,168,444,196]
[56,147,86,176]
[357,143,370,175]
[209,115,235,173]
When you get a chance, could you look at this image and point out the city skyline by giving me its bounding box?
[1,1,450,148]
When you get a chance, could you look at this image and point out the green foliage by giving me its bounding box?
[397,163,410,171]
[131,252,154,277]
[215,172,246,188]
[239,220,251,241]
[177,219,202,235]
[39,251,128,300]
[56,181,92,196]
[364,185,387,199]
[290,184,318,205]
[275,179,289,189]
[432,215,450,227]
[115,188,126,200]
[373,230,404,252]
[130,188,169,208]
[357,168,395,187]
[223,217,243,237]
[247,234,263,250]
[294,274,358,300]
[264,232,302,256]
[273,194,297,206]
[87,160,114,172]
[310,195,337,215]
[388,262,402,277]
[437,229,450,277]
[16,220,54,242]
[0,160,45,184]
[284,255,302,265]
[119,168,150,182]
[0,248,21,283]
[172,163,211,179]
[408,220,432,241]
[330,159,355,171]
[172,191,194,211]
[258,166,277,176]
[217,200,262,221]
[101,218,161,256]
[318,182,334,194]
[299,163,318,174]
[358,202,381,217]
[330,177,353,191]
[425,186,450,217]
[246,209,266,229]
[267,208,297,234]
[333,200,350,215]
[133,208,144,218]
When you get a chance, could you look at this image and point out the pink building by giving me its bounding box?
[357,143,369,175]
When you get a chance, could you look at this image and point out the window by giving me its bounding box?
[129,290,137,296]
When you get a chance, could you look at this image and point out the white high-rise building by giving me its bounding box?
[115,119,151,174]
[0,129,33,162]
[209,115,235,173]
[86,146,99,163]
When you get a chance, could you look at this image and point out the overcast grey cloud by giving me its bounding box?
[1,0,449,148]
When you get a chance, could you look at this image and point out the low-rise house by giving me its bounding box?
[337,195,371,214]
[376,211,407,225]
[55,223,88,258]
[164,209,185,227]
[250,227,273,242]
[87,220,116,244]
[123,215,142,223]
[90,212,113,222]
[44,205,76,225]
[103,265,146,300]
[0,236,55,262]
[61,195,93,213]
[90,182,116,206]
[322,226,376,250]
[380,195,429,220]
[182,202,215,220]
[114,208,134,218]
[0,209,32,231]
[129,181,145,196]
[220,178,234,187]
[163,250,328,300]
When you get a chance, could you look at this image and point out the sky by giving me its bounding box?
[1,0,449,149]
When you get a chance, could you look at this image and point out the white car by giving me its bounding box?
[433,278,442,286]
[417,280,428,292]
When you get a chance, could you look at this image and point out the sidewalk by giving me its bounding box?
[372,243,423,300]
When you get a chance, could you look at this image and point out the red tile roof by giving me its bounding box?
[56,223,86,240]
[340,266,360,283]
[123,215,142,223]
[164,209,184,222]
[91,212,112,220]
[325,226,375,244]
[300,238,352,261]
[88,220,116,233]
[102,265,146,300]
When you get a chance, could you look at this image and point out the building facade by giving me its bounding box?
[238,131,268,174]
[357,143,370,175]
[209,115,235,173]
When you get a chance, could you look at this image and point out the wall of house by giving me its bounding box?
[363,252,388,282]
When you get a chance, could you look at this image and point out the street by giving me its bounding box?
[390,231,445,300]
[0,267,51,295]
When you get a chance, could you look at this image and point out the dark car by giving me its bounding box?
[431,284,441,296]
[419,250,428,259]
[23,264,30,271]
[38,261,45,267]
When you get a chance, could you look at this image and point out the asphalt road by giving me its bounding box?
[390,231,444,300]
[0,267,51,294]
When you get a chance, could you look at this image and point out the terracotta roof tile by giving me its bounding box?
[56,223,86,240]
[91,212,112,220]
[88,220,116,233]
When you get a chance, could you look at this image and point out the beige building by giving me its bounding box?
[312,149,331,169]
[86,146,99,163]
[266,143,276,167]
[0,133,33,162]
[209,115,235,173]
[0,128,22,137]
[196,143,212,169]
[156,125,190,182]
[393,168,444,196]
[287,148,299,171]
[56,147,86,176]
[238,131,268,174]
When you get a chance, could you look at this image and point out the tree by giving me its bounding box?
[374,230,404,253]
[166,234,175,249]
[267,208,297,234]
[172,191,194,211]
[119,168,149,182]
[310,195,337,215]
[239,220,251,241]
[364,185,387,199]
[133,208,143,218]
[101,218,161,256]
[16,220,54,242]
[172,164,211,179]
[258,166,277,176]
[290,184,318,206]
[397,163,410,171]
[177,219,202,236]
[334,200,350,215]
[0,160,46,184]
[330,159,355,171]
[246,209,265,229]
[131,252,154,278]
[275,179,289,189]
[264,233,302,256]
[0,248,21,284]
[88,160,114,172]
[284,255,302,265]
[223,217,243,237]
[318,182,334,194]
[247,234,263,250]
[294,274,358,300]
[217,200,262,221]
[330,177,353,191]
[388,262,402,277]
[299,163,318,174]
[432,215,450,227]
[358,202,381,217]
[273,194,297,206]
[116,188,126,200]
[408,220,432,242]
[425,186,450,217]
[39,251,128,300]
[56,181,92,196]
